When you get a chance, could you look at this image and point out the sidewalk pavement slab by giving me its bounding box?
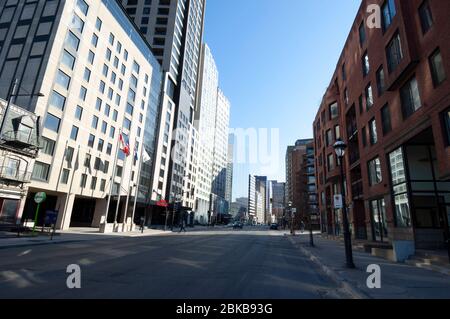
[287,233,450,299]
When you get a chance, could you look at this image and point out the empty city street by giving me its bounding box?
[0,228,345,299]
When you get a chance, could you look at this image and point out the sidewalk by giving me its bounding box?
[0,228,174,249]
[287,233,450,299]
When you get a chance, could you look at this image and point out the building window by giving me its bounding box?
[442,108,450,147]
[386,33,403,73]
[429,49,446,87]
[61,169,70,184]
[40,137,55,156]
[335,125,341,140]
[326,130,333,146]
[359,22,366,46]
[370,199,388,240]
[61,50,75,69]
[79,86,87,101]
[116,165,123,178]
[362,52,370,76]
[70,125,79,141]
[55,70,71,90]
[32,162,50,182]
[381,104,392,135]
[98,139,104,152]
[368,157,382,185]
[88,134,95,148]
[389,147,411,228]
[100,179,106,192]
[376,67,385,96]
[106,143,113,155]
[382,0,396,32]
[91,116,99,129]
[90,177,97,191]
[369,118,378,145]
[101,121,107,134]
[49,90,66,110]
[329,102,338,120]
[65,147,74,164]
[365,84,374,110]
[80,174,87,188]
[44,114,60,133]
[76,0,89,15]
[65,31,80,51]
[344,88,349,106]
[84,154,91,168]
[109,33,115,46]
[419,0,433,34]
[327,154,335,172]
[91,34,98,47]
[88,50,95,64]
[96,18,102,31]
[400,76,421,119]
[83,68,91,82]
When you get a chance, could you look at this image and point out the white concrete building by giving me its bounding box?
[0,0,163,231]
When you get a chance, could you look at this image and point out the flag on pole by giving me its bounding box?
[142,148,151,163]
[119,133,130,157]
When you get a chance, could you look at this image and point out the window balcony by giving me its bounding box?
[1,130,39,150]
[0,166,32,184]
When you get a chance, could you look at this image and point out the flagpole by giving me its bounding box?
[113,153,127,231]
[130,140,145,232]
[104,128,121,233]
[61,146,80,230]
[121,140,136,233]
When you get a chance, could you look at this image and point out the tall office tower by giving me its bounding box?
[195,43,231,224]
[211,90,230,198]
[270,181,286,224]
[255,175,267,224]
[0,0,163,231]
[194,43,218,224]
[123,0,206,213]
[248,175,256,223]
[225,133,234,206]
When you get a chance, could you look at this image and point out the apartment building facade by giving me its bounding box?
[0,0,163,231]
[314,0,450,260]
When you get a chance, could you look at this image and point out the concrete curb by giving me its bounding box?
[286,235,370,299]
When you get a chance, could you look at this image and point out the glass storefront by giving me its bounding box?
[389,147,412,227]
[0,199,19,224]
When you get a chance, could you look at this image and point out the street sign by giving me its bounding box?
[291,208,297,214]
[334,194,343,209]
[34,192,47,204]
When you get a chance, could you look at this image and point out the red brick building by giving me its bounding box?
[313,0,450,261]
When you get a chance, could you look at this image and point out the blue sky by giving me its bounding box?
[204,0,361,200]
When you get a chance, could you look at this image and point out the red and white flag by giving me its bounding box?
[119,133,130,157]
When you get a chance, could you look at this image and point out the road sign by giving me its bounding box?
[34,192,47,204]
[334,194,343,209]
[291,208,297,213]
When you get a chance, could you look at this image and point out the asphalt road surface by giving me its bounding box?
[0,227,347,299]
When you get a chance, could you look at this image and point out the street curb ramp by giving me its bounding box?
[286,235,370,299]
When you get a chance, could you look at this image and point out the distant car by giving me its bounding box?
[270,223,279,230]
[233,222,243,229]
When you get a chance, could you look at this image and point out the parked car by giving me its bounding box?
[233,222,243,229]
[270,223,279,230]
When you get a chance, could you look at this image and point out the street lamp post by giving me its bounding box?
[333,139,355,269]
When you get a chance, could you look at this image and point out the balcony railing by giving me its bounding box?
[1,130,39,149]
[0,166,32,183]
